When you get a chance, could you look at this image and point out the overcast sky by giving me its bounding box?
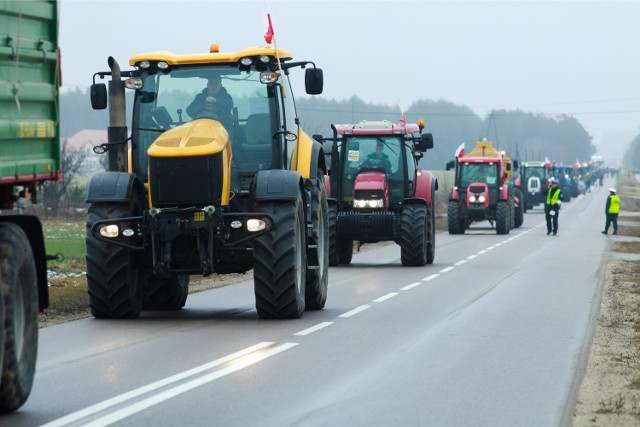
[59,0,640,166]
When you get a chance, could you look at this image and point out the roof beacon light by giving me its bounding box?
[209,44,220,53]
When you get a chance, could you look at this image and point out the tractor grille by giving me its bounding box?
[149,154,223,207]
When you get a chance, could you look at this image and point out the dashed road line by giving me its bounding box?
[439,266,454,273]
[294,322,334,336]
[374,292,398,302]
[422,274,439,282]
[401,282,422,290]
[339,305,371,318]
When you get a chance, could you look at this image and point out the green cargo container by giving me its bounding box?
[0,0,58,413]
[0,0,60,207]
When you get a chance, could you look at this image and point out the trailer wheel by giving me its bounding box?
[426,204,436,264]
[514,188,524,228]
[0,223,38,413]
[327,205,338,267]
[254,192,306,319]
[86,198,143,319]
[400,204,428,266]
[496,200,509,235]
[337,239,353,265]
[305,174,329,310]
[142,274,189,311]
[447,200,464,234]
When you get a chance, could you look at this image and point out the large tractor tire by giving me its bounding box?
[400,204,428,267]
[514,188,524,228]
[562,186,572,202]
[327,204,339,266]
[496,200,510,235]
[447,200,464,234]
[0,224,38,413]
[254,192,306,319]
[305,174,329,310]
[337,239,353,265]
[426,204,436,264]
[142,274,189,311]
[86,198,144,319]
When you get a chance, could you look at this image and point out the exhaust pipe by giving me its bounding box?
[107,56,128,172]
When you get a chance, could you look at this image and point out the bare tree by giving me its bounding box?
[43,139,87,218]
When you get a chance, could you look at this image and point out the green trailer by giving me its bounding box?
[0,0,60,412]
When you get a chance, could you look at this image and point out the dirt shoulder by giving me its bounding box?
[572,211,640,425]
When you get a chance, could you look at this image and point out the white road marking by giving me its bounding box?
[467,254,478,260]
[454,260,467,266]
[439,266,454,273]
[294,322,334,336]
[374,292,398,302]
[401,282,422,290]
[80,343,298,427]
[478,250,488,254]
[339,305,371,318]
[422,274,439,281]
[41,342,281,427]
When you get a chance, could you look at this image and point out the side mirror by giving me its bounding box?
[445,160,455,171]
[513,160,519,170]
[506,163,512,172]
[312,134,324,143]
[90,83,107,110]
[417,133,434,151]
[305,68,323,95]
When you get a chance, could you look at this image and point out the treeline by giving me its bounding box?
[61,88,599,170]
[623,135,640,170]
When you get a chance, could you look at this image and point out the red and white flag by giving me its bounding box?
[455,142,465,158]
[544,156,551,170]
[264,13,274,44]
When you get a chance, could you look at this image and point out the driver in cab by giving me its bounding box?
[186,75,234,126]
[363,141,392,174]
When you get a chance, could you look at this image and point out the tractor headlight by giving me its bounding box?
[247,219,266,232]
[353,199,384,209]
[99,224,119,238]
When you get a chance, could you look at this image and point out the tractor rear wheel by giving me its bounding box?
[254,193,306,319]
[514,188,524,228]
[327,205,338,266]
[426,204,436,264]
[447,200,464,234]
[86,198,144,319]
[337,239,353,265]
[496,200,509,235]
[0,223,38,413]
[142,274,189,310]
[305,174,329,310]
[400,204,428,266]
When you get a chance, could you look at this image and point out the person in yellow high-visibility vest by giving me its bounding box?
[602,188,621,235]
[545,179,562,235]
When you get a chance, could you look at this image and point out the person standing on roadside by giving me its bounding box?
[545,179,562,235]
[602,188,621,235]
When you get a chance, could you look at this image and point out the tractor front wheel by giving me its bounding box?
[305,174,329,310]
[400,204,428,266]
[142,274,189,310]
[254,193,306,319]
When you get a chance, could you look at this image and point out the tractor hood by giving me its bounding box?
[147,119,229,158]
[353,171,387,191]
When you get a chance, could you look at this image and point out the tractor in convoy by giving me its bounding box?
[550,164,575,201]
[316,119,437,266]
[520,161,550,211]
[87,43,329,319]
[446,139,523,234]
[0,0,58,411]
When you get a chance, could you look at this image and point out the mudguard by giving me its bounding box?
[85,172,145,203]
[499,185,510,201]
[414,170,437,205]
[254,170,303,201]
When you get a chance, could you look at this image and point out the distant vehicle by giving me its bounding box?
[317,119,437,266]
[0,0,60,411]
[550,165,576,202]
[520,161,550,211]
[446,139,523,234]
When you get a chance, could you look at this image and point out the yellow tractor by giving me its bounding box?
[86,44,328,319]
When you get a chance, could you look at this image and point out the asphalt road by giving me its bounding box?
[4,184,611,427]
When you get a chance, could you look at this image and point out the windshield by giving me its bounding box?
[341,136,406,202]
[459,162,499,187]
[132,65,273,181]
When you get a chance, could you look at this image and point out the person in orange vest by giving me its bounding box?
[602,188,621,235]
[545,179,562,235]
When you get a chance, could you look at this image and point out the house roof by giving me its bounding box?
[64,130,108,151]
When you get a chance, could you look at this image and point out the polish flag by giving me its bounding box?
[264,13,274,44]
[544,156,551,170]
[455,142,465,158]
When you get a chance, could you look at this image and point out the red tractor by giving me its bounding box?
[315,119,437,266]
[446,139,523,234]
